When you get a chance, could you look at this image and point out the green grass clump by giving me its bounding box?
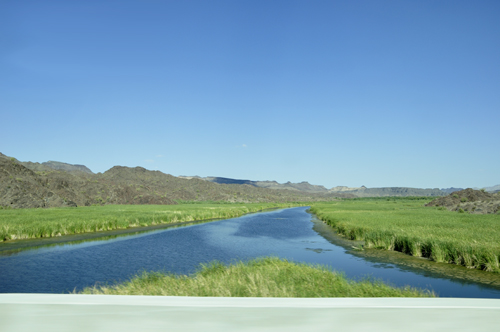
[80,257,433,297]
[310,199,500,272]
[0,202,305,242]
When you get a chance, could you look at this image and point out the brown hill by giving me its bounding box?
[0,157,68,208]
[426,188,500,214]
[0,154,343,209]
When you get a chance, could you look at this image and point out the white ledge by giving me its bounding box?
[2,294,500,331]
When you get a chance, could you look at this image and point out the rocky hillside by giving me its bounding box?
[426,188,500,214]
[0,153,342,209]
[0,156,74,209]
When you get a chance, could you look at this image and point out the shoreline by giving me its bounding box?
[309,214,500,289]
[0,205,297,254]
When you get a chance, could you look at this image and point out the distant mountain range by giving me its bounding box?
[1,152,498,209]
[475,184,500,193]
[440,187,465,194]
[178,176,330,193]
[181,176,500,197]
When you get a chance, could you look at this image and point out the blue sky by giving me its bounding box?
[1,0,499,189]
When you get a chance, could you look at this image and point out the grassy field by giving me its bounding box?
[310,198,500,272]
[80,257,433,297]
[0,202,304,242]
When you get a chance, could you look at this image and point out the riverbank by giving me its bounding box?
[310,198,500,273]
[310,215,500,289]
[0,202,305,242]
[80,257,434,297]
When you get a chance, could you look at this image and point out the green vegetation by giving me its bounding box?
[310,199,500,272]
[80,257,433,297]
[0,202,304,242]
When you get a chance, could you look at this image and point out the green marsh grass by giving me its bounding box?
[0,202,304,242]
[80,257,433,297]
[310,199,500,272]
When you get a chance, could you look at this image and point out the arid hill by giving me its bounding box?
[426,188,500,214]
[0,153,343,209]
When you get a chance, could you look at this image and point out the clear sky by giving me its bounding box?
[1,0,499,189]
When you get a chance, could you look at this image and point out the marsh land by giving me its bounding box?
[0,202,302,242]
[1,193,499,297]
[311,197,500,273]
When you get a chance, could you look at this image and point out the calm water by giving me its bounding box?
[1,207,500,297]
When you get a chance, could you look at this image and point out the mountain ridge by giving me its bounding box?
[179,176,329,193]
[0,153,342,209]
[183,176,468,197]
[2,152,499,209]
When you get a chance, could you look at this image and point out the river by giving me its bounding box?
[1,207,500,297]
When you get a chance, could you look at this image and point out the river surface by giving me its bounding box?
[1,207,500,297]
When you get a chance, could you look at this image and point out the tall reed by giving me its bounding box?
[0,202,306,242]
[310,200,500,273]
